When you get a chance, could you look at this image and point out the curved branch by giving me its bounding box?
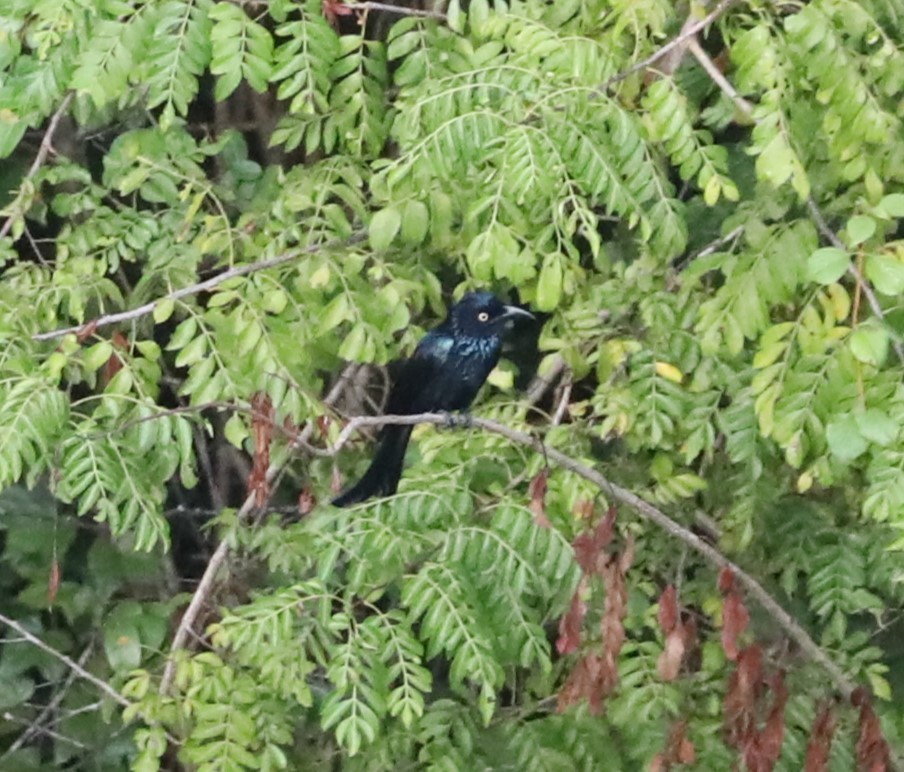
[330,413,857,698]
[162,406,857,701]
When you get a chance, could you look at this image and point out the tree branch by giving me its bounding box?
[687,37,755,117]
[158,364,361,696]
[0,613,131,708]
[32,232,366,342]
[0,93,74,242]
[598,0,738,92]
[806,197,904,366]
[350,1,446,18]
[0,642,95,760]
[323,412,858,699]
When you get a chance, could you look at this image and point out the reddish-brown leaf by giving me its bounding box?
[852,687,891,772]
[76,319,99,343]
[556,579,587,655]
[331,464,343,494]
[529,468,551,527]
[248,393,274,508]
[573,505,617,575]
[323,0,354,26]
[658,584,679,634]
[745,671,788,772]
[725,645,763,751]
[298,486,317,515]
[650,720,695,771]
[101,332,129,384]
[657,629,685,682]
[804,700,837,772]
[573,497,594,521]
[316,414,331,439]
[718,565,735,594]
[597,536,631,703]
[48,557,61,606]
[721,591,750,661]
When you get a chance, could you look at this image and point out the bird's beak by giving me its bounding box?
[501,305,535,321]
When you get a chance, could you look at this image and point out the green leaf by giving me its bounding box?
[846,215,876,246]
[806,247,849,284]
[865,254,904,295]
[153,297,175,323]
[826,416,868,462]
[369,206,402,251]
[536,254,562,312]
[856,409,897,446]
[400,201,429,245]
[879,193,904,218]
[849,325,888,366]
[83,341,114,372]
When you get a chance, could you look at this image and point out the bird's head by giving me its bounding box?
[449,291,534,338]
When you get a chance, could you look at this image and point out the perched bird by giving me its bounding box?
[332,291,534,506]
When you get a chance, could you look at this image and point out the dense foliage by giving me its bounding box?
[0,0,903,768]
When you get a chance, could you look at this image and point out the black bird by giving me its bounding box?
[332,291,534,506]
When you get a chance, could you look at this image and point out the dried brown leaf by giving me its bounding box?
[556,578,587,655]
[853,687,891,772]
[529,468,551,527]
[804,700,837,772]
[721,591,750,661]
[658,584,679,634]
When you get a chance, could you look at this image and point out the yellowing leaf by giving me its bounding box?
[654,361,683,383]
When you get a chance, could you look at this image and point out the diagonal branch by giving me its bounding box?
[32,232,366,342]
[325,412,857,698]
[598,0,738,92]
[161,405,858,701]
[0,612,130,708]
[0,93,74,242]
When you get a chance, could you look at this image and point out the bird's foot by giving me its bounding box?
[442,411,473,429]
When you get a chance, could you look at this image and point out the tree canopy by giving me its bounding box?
[0,0,903,769]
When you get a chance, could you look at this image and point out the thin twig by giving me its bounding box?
[674,224,745,270]
[0,613,130,708]
[158,364,360,695]
[551,377,572,426]
[351,1,446,18]
[806,197,904,366]
[321,412,858,698]
[33,232,366,342]
[0,712,87,750]
[687,37,755,117]
[526,354,567,407]
[0,93,74,242]
[1,642,95,759]
[598,0,738,92]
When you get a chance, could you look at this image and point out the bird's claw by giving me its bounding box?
[441,411,472,429]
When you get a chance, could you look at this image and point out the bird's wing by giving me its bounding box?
[384,332,452,415]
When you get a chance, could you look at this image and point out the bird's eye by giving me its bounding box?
[477,311,490,322]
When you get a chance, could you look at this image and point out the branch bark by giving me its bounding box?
[328,412,858,699]
[0,612,130,708]
[33,232,366,342]
[598,0,738,92]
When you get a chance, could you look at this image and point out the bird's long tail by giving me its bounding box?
[331,424,414,507]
